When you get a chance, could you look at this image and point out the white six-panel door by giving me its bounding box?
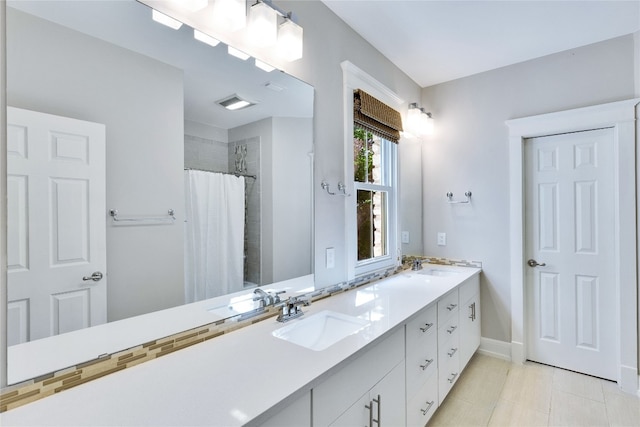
[525,128,616,380]
[7,107,106,345]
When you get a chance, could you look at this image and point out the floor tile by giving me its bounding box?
[488,399,549,427]
[549,389,608,426]
[499,362,553,414]
[448,355,508,407]
[552,368,605,403]
[604,390,640,426]
[430,354,639,427]
[429,397,493,427]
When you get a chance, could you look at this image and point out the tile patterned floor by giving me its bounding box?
[428,353,640,427]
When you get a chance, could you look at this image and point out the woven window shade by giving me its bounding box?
[353,89,404,143]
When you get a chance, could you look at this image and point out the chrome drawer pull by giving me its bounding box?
[420,400,435,416]
[419,358,434,370]
[448,372,458,383]
[446,303,457,311]
[373,395,380,426]
[419,322,433,333]
[365,401,373,427]
[447,348,458,357]
[446,325,457,334]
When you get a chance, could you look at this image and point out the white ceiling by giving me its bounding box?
[322,0,640,87]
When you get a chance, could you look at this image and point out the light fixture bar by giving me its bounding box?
[194,29,220,47]
[151,9,183,30]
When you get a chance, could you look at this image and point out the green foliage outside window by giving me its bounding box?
[354,127,375,260]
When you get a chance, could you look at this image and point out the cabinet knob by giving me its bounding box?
[446,303,457,311]
[448,372,459,383]
[447,347,458,357]
[446,325,457,334]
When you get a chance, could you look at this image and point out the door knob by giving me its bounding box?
[82,271,103,281]
[527,259,546,267]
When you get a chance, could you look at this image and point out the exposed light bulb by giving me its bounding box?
[248,2,278,47]
[212,0,246,32]
[277,19,303,61]
[152,9,183,30]
[194,29,220,47]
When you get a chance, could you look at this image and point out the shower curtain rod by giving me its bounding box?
[184,167,257,180]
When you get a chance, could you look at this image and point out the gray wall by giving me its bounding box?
[420,35,637,343]
[7,8,185,322]
[271,117,313,282]
[274,1,424,287]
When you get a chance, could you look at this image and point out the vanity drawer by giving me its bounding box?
[407,372,438,427]
[437,288,459,324]
[406,329,437,397]
[438,314,459,345]
[438,350,460,402]
[406,303,436,356]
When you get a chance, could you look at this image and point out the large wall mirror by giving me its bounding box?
[4,0,314,385]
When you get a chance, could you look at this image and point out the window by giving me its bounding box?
[354,128,396,263]
[342,63,403,279]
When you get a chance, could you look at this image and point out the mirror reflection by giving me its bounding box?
[5,0,313,384]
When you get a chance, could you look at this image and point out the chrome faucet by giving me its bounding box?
[277,296,310,322]
[253,288,285,307]
[412,258,423,271]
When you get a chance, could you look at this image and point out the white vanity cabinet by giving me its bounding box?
[405,304,439,426]
[458,275,481,369]
[313,328,405,427]
[437,288,461,403]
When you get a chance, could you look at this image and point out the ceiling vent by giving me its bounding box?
[216,94,256,111]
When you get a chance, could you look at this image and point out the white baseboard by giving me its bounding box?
[477,337,512,361]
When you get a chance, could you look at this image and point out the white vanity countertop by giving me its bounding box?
[8,275,315,384]
[1,265,480,426]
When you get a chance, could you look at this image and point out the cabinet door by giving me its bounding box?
[371,360,406,427]
[459,293,481,369]
[330,361,406,427]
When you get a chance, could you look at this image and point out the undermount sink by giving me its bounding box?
[272,310,370,351]
[418,268,461,277]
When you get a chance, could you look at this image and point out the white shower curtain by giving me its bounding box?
[184,170,245,303]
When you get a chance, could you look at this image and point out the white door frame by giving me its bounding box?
[506,98,639,394]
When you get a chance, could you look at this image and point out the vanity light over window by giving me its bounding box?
[406,102,434,137]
